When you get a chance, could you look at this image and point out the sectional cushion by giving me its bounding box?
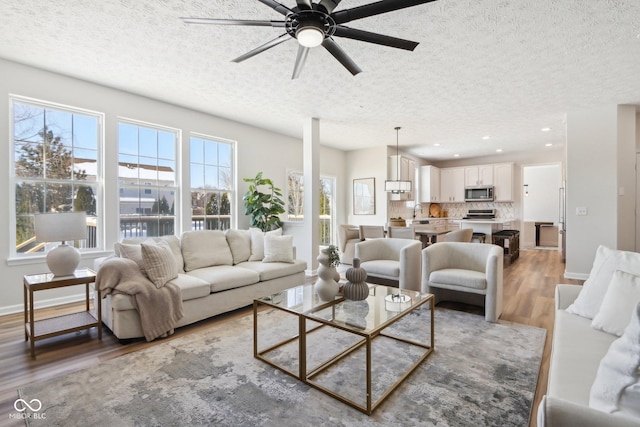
[429,268,487,290]
[141,241,179,288]
[187,265,260,292]
[181,230,233,271]
[225,229,252,264]
[248,227,282,261]
[567,245,640,319]
[235,259,307,282]
[263,235,294,263]
[108,273,210,310]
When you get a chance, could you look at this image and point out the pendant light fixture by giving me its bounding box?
[385,126,412,194]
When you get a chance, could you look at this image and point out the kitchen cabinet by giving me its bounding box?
[388,155,415,201]
[493,163,514,201]
[440,167,465,202]
[419,165,440,203]
[464,164,493,187]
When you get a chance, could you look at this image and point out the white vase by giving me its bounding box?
[315,248,339,301]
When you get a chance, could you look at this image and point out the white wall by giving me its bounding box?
[565,104,637,278]
[0,59,347,314]
[346,146,388,226]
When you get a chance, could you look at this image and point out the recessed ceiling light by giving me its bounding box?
[482,135,490,140]
[434,143,441,147]
[453,154,460,157]
[545,143,553,147]
[541,127,551,132]
[496,148,502,152]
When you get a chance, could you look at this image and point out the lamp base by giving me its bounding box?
[46,243,81,276]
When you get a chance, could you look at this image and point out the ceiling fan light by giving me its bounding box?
[296,26,324,48]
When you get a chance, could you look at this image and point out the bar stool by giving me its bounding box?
[492,230,520,263]
[472,232,486,243]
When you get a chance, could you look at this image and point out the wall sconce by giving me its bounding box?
[524,184,529,197]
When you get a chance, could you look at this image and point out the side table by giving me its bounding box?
[24,268,101,358]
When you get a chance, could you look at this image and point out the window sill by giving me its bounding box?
[6,250,114,267]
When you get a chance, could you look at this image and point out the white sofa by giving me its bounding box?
[96,229,307,340]
[538,283,640,427]
[538,245,640,427]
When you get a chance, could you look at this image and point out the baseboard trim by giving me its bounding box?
[564,271,589,281]
[0,292,88,317]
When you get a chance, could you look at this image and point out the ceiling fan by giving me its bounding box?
[181,0,438,79]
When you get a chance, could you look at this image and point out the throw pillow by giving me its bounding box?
[158,235,185,274]
[115,242,147,276]
[141,241,179,288]
[225,229,252,264]
[263,235,294,263]
[567,245,640,319]
[592,270,640,336]
[248,227,282,261]
[589,302,640,418]
[181,230,233,272]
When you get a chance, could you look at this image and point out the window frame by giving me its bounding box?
[9,95,104,259]
[117,118,181,240]
[189,133,236,231]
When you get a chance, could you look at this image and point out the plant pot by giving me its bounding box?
[390,219,406,227]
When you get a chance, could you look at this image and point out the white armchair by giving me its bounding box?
[355,238,421,290]
[421,242,503,322]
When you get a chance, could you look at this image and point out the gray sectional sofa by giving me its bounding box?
[95,229,307,340]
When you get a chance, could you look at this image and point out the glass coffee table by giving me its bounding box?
[253,283,434,415]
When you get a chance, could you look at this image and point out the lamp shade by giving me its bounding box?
[34,212,87,276]
[34,212,87,243]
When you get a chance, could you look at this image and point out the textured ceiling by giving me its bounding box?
[1,0,640,160]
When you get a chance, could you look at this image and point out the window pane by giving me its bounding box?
[14,142,44,178]
[205,165,218,189]
[45,182,74,212]
[158,131,175,160]
[219,143,231,167]
[45,109,72,147]
[139,127,157,158]
[139,156,158,185]
[219,167,231,190]
[204,141,218,164]
[158,159,175,185]
[45,138,73,180]
[118,123,138,155]
[14,104,44,144]
[191,163,204,189]
[73,115,98,149]
[190,138,203,163]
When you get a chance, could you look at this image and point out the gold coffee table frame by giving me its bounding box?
[253,284,434,415]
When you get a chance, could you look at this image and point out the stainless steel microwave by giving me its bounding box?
[464,186,494,202]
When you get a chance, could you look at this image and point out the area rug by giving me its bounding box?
[18,307,545,426]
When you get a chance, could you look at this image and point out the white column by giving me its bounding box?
[303,118,320,274]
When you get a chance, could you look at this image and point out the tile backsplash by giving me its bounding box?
[389,201,515,220]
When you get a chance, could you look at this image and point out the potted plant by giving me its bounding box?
[243,172,285,231]
[326,244,340,268]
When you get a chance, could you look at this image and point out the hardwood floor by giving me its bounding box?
[0,249,581,426]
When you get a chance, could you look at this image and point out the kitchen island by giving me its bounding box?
[459,219,517,241]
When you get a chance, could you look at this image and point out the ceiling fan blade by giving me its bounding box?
[292,45,310,79]
[334,25,419,50]
[318,0,342,13]
[322,37,362,76]
[232,33,292,63]
[296,0,313,10]
[258,0,293,16]
[332,0,437,25]
[181,18,285,27]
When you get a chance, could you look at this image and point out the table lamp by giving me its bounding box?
[34,212,87,276]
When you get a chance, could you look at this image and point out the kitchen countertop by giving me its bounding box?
[458,218,516,224]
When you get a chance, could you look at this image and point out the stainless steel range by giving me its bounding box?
[463,208,496,220]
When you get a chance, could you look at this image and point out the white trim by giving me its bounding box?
[564,271,589,281]
[0,292,89,316]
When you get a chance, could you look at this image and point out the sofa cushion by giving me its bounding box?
[590,302,640,419]
[108,274,210,310]
[115,243,147,276]
[263,235,294,263]
[361,260,400,278]
[235,259,307,282]
[187,265,259,292]
[181,230,233,271]
[226,229,251,264]
[248,227,282,261]
[141,241,179,288]
[430,268,487,290]
[567,245,640,319]
[592,270,640,336]
[548,308,618,405]
[120,235,185,273]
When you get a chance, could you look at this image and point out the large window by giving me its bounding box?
[287,171,336,246]
[190,135,234,230]
[118,121,178,238]
[12,98,101,255]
